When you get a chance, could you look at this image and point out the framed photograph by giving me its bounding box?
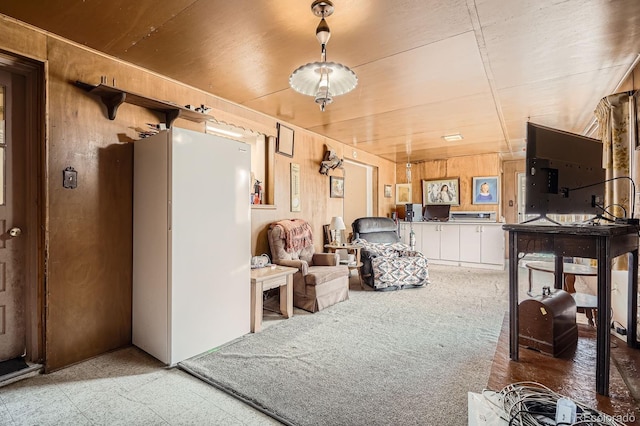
[384,184,392,198]
[395,183,412,204]
[422,178,460,205]
[290,163,301,212]
[276,123,294,157]
[330,176,344,198]
[472,176,499,205]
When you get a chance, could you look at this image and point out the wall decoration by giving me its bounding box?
[319,145,343,175]
[422,178,460,205]
[395,183,412,204]
[384,184,392,198]
[472,176,499,205]
[330,176,344,198]
[276,123,294,157]
[290,163,301,211]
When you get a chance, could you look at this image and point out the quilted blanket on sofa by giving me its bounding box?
[353,240,430,290]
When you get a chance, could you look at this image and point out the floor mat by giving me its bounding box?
[0,357,29,377]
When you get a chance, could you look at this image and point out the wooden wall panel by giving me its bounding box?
[396,153,502,216]
[252,129,344,257]
[0,15,47,61]
[0,18,396,370]
[45,40,144,371]
[251,133,397,258]
[502,160,525,224]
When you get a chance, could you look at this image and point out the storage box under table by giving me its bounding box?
[518,288,578,357]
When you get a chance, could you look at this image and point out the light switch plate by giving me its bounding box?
[63,167,77,189]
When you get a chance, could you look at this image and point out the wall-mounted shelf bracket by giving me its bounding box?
[74,81,210,128]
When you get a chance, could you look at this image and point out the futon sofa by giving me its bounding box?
[352,217,429,291]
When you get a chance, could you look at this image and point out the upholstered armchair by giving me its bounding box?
[352,217,429,291]
[268,219,349,312]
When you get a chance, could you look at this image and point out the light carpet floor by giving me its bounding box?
[180,264,510,425]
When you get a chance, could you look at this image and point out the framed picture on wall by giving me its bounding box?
[330,176,344,198]
[276,123,294,157]
[422,178,460,205]
[384,184,392,198]
[290,163,301,211]
[472,176,499,205]
[395,183,412,204]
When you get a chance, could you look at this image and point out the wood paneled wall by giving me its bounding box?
[250,135,396,258]
[0,15,396,371]
[502,160,525,224]
[396,153,503,217]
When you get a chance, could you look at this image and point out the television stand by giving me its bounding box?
[503,222,639,396]
[520,214,561,225]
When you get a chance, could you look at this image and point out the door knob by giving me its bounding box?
[8,227,22,237]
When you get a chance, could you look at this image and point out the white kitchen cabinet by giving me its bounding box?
[398,221,422,252]
[458,224,505,269]
[459,225,482,263]
[398,222,409,245]
[413,222,505,270]
[420,223,442,261]
[439,224,460,262]
[420,223,460,265]
[479,225,506,266]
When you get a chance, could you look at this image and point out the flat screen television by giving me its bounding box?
[524,122,605,221]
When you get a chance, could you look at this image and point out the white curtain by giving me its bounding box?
[594,91,639,270]
[594,91,638,220]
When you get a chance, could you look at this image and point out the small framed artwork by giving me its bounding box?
[330,176,344,198]
[384,184,392,198]
[395,183,412,204]
[290,163,301,212]
[472,176,499,205]
[422,178,460,205]
[276,123,294,157]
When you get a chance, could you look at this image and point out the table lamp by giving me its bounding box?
[329,216,346,245]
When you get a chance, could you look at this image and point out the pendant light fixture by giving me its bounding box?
[289,0,358,111]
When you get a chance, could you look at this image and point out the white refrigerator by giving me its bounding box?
[132,127,251,365]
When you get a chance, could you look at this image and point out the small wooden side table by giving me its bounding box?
[325,243,364,288]
[250,265,297,333]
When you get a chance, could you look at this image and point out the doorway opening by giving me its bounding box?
[343,160,375,236]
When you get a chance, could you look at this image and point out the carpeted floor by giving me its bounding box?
[179,265,510,426]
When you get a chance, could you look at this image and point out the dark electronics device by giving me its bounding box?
[525,122,605,220]
[423,204,451,221]
[404,203,423,222]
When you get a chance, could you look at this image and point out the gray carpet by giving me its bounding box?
[179,264,510,425]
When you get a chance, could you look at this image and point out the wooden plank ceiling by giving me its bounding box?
[1,0,639,164]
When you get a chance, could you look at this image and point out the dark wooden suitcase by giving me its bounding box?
[518,287,578,357]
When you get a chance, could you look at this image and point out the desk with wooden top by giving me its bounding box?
[503,223,639,396]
